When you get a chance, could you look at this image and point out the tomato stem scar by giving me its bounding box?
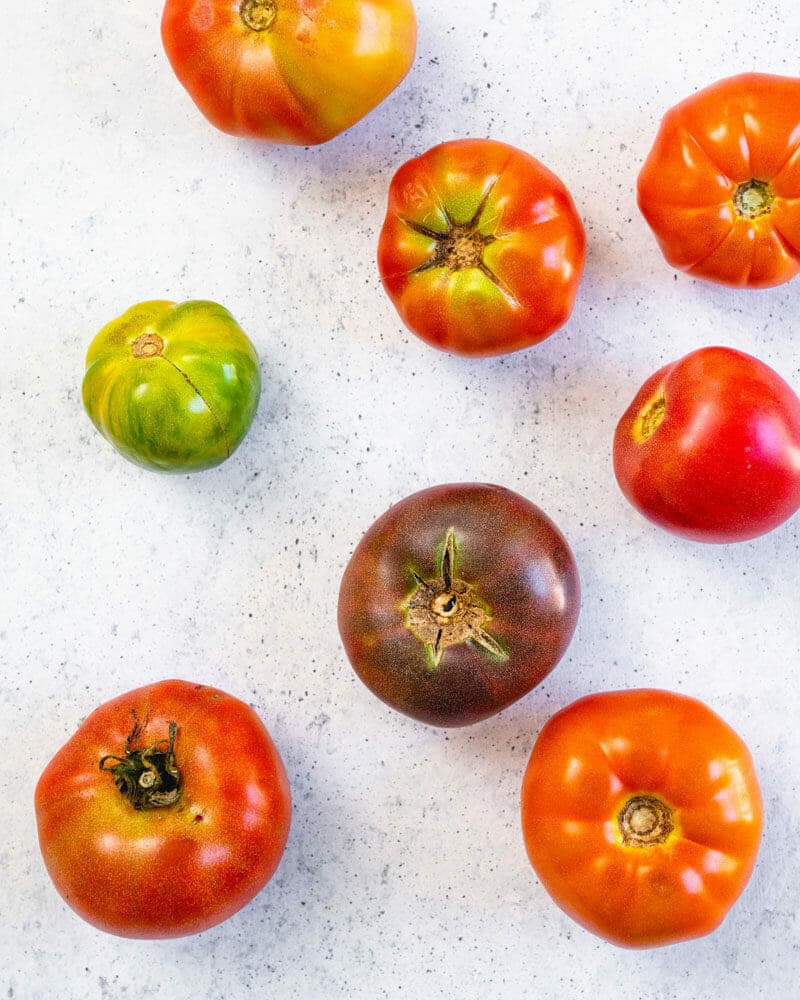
[240,0,278,31]
[99,713,182,810]
[733,179,774,220]
[618,794,674,847]
[131,332,164,358]
[632,391,666,443]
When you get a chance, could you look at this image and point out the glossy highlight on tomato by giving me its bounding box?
[638,73,800,287]
[614,346,800,542]
[161,0,417,145]
[378,139,586,356]
[35,680,291,939]
[521,689,762,948]
[338,483,580,726]
[82,300,261,473]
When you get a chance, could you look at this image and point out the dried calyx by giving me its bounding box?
[99,714,182,810]
[404,529,506,669]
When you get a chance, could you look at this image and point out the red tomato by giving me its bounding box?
[614,346,800,542]
[377,139,586,356]
[338,483,580,726]
[638,73,800,288]
[521,689,763,948]
[35,680,291,938]
[161,0,417,145]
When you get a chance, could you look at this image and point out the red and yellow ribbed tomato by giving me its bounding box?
[638,73,800,287]
[35,680,291,938]
[161,0,417,144]
[378,139,586,356]
[521,689,762,948]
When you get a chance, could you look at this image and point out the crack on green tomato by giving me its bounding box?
[162,356,232,458]
[403,528,507,669]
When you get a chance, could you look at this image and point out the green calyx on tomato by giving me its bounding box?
[404,529,506,669]
[82,300,261,473]
[403,187,504,288]
[239,0,277,32]
[99,715,181,811]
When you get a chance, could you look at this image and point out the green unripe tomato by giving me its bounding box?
[82,300,261,473]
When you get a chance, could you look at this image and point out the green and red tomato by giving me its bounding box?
[82,300,261,473]
[377,139,586,356]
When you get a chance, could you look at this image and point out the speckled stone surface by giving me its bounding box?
[2,1,800,997]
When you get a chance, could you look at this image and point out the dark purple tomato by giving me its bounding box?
[337,483,580,726]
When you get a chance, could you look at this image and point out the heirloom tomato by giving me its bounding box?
[377,139,586,356]
[338,483,580,726]
[521,689,762,948]
[35,680,291,939]
[82,300,261,473]
[614,346,800,542]
[161,0,417,145]
[638,73,800,288]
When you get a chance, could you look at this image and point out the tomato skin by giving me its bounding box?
[377,139,586,357]
[521,689,762,949]
[34,680,291,939]
[82,300,261,473]
[161,0,417,145]
[338,484,580,727]
[638,73,800,288]
[613,346,800,542]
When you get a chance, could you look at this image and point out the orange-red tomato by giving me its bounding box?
[161,0,417,145]
[377,139,586,356]
[521,689,762,948]
[35,680,291,938]
[638,73,800,288]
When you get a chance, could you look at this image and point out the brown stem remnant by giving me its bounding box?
[404,529,506,669]
[618,794,674,847]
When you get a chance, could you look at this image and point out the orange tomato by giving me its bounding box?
[638,73,800,288]
[377,139,586,356]
[35,680,292,938]
[520,689,762,948]
[161,0,417,145]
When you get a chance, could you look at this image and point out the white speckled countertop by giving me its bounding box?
[2,1,799,997]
